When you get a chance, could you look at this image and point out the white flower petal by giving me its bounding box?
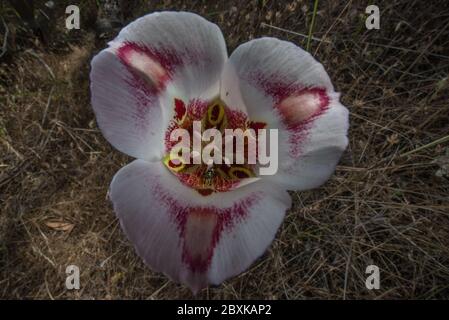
[90,12,227,160]
[112,11,227,101]
[225,37,349,190]
[109,160,291,292]
[90,51,166,160]
[273,99,349,190]
[220,60,248,114]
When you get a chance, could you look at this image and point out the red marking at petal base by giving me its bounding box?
[174,99,186,121]
[182,208,218,273]
[249,121,267,133]
[164,99,209,152]
[151,181,261,273]
[224,108,248,129]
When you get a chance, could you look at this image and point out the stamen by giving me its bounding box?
[163,154,186,172]
[207,103,225,126]
[163,97,265,195]
[229,166,254,180]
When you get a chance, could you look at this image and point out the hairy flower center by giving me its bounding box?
[163,98,266,196]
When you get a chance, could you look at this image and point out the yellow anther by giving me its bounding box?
[229,166,254,180]
[207,102,225,126]
[163,154,186,173]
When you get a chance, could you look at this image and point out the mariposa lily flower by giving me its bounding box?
[90,11,349,293]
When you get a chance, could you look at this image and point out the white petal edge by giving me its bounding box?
[224,37,349,190]
[90,12,228,160]
[111,11,228,103]
[109,159,291,292]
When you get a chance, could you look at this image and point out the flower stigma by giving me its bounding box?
[163,97,267,196]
